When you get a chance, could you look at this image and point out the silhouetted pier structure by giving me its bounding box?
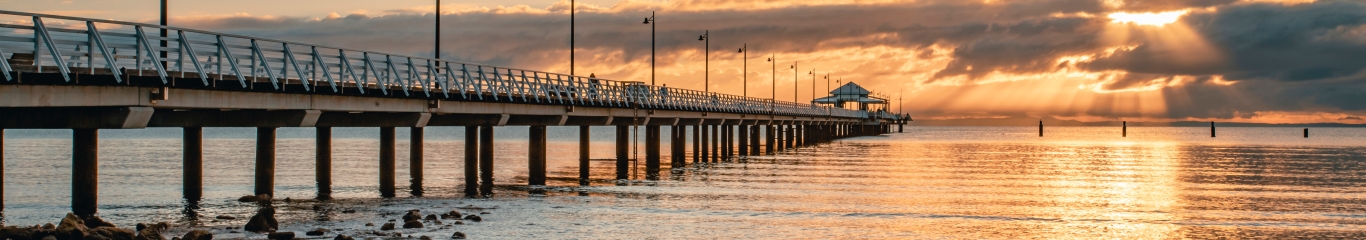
[0,11,907,217]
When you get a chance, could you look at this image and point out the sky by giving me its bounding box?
[5,0,1365,124]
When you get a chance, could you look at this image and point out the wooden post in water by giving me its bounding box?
[72,128,99,217]
[183,127,203,200]
[528,126,547,186]
[671,126,683,169]
[1211,122,1216,138]
[479,126,495,197]
[409,127,424,196]
[579,126,591,186]
[379,127,396,198]
[1038,120,1043,137]
[316,126,332,199]
[1304,128,1309,138]
[463,126,479,197]
[645,125,661,179]
[750,126,760,155]
[1122,121,1127,138]
[255,127,276,197]
[615,125,630,180]
[700,125,709,163]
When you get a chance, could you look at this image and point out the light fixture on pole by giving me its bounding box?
[643,11,655,85]
[767,55,775,113]
[698,31,708,92]
[738,44,747,97]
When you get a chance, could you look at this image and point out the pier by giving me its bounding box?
[0,11,907,216]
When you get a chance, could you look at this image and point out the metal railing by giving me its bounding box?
[0,10,893,120]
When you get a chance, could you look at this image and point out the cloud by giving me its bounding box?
[143,0,1366,123]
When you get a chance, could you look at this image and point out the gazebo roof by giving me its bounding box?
[830,82,870,95]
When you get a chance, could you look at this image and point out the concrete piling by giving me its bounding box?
[750,125,760,155]
[579,126,591,186]
[1122,121,1127,137]
[479,126,494,196]
[72,128,99,217]
[316,127,332,199]
[766,125,775,155]
[739,124,749,156]
[183,127,203,200]
[1211,122,1216,138]
[616,125,630,180]
[671,126,683,169]
[464,126,479,197]
[529,126,547,186]
[409,127,424,196]
[1304,128,1309,138]
[255,127,276,196]
[692,125,701,164]
[379,127,396,198]
[645,125,660,180]
[1038,121,1043,137]
[711,125,719,162]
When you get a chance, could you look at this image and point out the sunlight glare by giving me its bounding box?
[1108,10,1188,26]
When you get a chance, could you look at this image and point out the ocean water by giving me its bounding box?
[3,126,1366,239]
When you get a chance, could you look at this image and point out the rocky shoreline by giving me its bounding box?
[2,194,492,240]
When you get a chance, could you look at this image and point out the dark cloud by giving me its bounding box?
[157,0,1366,121]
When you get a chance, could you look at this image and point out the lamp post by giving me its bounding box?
[643,11,655,85]
[767,55,775,113]
[698,31,708,92]
[435,0,440,73]
[160,0,168,68]
[570,0,574,76]
[738,44,747,97]
[806,69,813,104]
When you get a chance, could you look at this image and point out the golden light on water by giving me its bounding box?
[1108,10,1189,26]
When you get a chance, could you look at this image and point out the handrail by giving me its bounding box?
[0,10,898,121]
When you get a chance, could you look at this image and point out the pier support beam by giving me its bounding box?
[615,125,629,180]
[479,125,494,196]
[183,127,203,200]
[700,125,709,163]
[749,125,760,155]
[379,127,396,198]
[255,127,276,197]
[721,125,729,160]
[786,125,795,149]
[316,127,332,199]
[692,125,700,164]
[765,125,775,155]
[671,126,683,169]
[463,126,478,197]
[711,125,719,162]
[72,128,98,217]
[1,128,4,209]
[529,126,547,186]
[409,127,424,196]
[579,126,590,186]
[645,125,660,180]
[738,125,748,156]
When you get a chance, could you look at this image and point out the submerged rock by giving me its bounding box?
[462,215,482,222]
[244,208,279,233]
[305,228,328,236]
[379,223,395,231]
[181,230,212,240]
[402,220,423,229]
[332,234,355,240]
[424,214,438,221]
[134,222,170,240]
[401,210,422,222]
[266,231,294,240]
[214,216,235,220]
[89,226,137,240]
[451,232,466,239]
[419,236,433,240]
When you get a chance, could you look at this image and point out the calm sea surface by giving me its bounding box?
[3,126,1366,239]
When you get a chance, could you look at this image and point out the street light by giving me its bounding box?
[643,11,655,85]
[767,55,775,113]
[738,44,747,97]
[435,0,441,73]
[698,31,708,92]
[570,0,575,76]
